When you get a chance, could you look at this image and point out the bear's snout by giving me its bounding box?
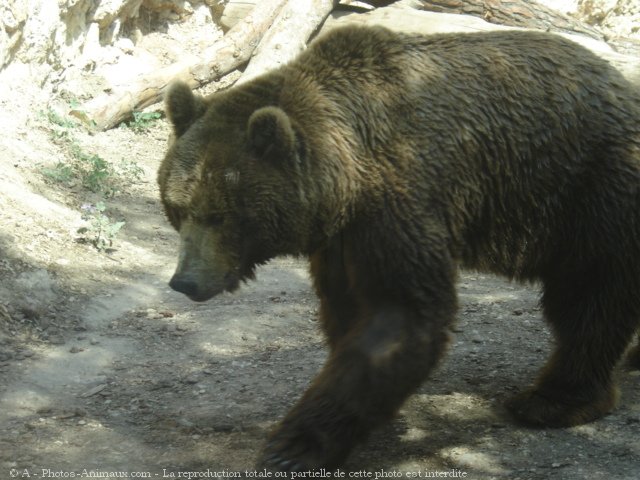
[168,270,233,302]
[169,274,200,299]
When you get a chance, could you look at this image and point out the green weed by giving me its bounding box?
[77,202,126,252]
[69,143,116,194]
[117,159,145,183]
[41,162,75,184]
[121,111,162,133]
[42,108,78,129]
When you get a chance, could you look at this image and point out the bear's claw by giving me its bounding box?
[258,452,307,473]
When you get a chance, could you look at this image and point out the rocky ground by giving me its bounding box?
[0,1,639,479]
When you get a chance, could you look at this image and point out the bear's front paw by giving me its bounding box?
[506,386,616,427]
[258,452,308,473]
[257,432,324,473]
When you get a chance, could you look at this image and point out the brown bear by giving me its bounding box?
[158,25,640,471]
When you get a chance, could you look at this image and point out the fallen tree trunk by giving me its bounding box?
[77,0,639,131]
[74,0,289,131]
[405,0,604,40]
[223,0,603,40]
[323,5,639,85]
[238,0,339,84]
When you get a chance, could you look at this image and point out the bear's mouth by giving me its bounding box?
[169,263,255,302]
[184,288,220,302]
[186,274,240,302]
[169,270,240,302]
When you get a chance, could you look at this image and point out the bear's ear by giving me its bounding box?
[165,81,206,137]
[247,106,297,163]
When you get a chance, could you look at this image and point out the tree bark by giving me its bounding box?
[74,0,289,131]
[238,0,340,84]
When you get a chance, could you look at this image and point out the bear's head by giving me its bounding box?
[158,81,311,302]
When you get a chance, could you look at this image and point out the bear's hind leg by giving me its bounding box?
[627,333,640,369]
[507,269,640,427]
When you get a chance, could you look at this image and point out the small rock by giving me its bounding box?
[177,418,195,429]
[152,379,173,390]
[184,375,199,385]
[0,350,13,361]
[58,408,86,419]
[211,422,234,432]
[69,346,84,354]
[80,384,107,398]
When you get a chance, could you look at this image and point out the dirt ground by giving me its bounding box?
[1,3,639,480]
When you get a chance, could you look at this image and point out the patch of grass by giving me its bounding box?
[41,162,75,184]
[39,106,145,253]
[77,202,126,252]
[69,143,116,194]
[121,111,162,133]
[39,108,77,142]
[39,107,144,196]
[117,159,145,183]
[42,108,78,130]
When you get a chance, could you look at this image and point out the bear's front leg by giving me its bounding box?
[258,296,455,471]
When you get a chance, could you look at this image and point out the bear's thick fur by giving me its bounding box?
[158,25,640,470]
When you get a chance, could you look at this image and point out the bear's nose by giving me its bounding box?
[169,275,198,297]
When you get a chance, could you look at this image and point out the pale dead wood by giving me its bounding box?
[224,0,604,40]
[77,0,638,131]
[238,0,340,84]
[410,0,604,40]
[324,6,639,85]
[74,0,289,131]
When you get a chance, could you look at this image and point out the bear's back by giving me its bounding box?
[283,26,640,277]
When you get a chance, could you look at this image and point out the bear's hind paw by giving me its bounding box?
[506,386,617,427]
[626,343,640,369]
